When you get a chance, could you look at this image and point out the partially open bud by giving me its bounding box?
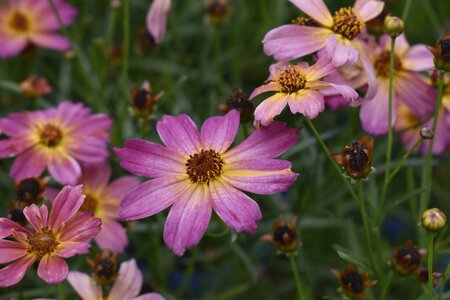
[261,215,299,256]
[130,81,164,118]
[218,88,254,123]
[430,33,450,72]
[391,240,426,276]
[15,177,49,206]
[420,127,434,140]
[421,208,447,232]
[20,74,52,98]
[332,265,377,299]
[332,136,374,180]
[384,16,404,38]
[88,251,118,286]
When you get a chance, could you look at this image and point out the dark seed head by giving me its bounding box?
[342,271,364,293]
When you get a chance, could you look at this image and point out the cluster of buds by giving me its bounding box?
[87,251,118,286]
[20,74,52,98]
[391,240,426,276]
[261,215,299,256]
[130,81,164,118]
[429,32,450,72]
[421,208,447,232]
[332,136,374,180]
[218,88,254,123]
[332,265,377,299]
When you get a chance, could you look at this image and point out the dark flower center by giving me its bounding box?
[39,124,63,147]
[94,257,117,283]
[332,7,363,40]
[276,66,307,94]
[185,149,224,184]
[16,178,41,203]
[342,271,364,293]
[9,11,29,33]
[374,50,403,77]
[79,194,98,213]
[273,225,297,245]
[397,247,421,267]
[439,39,450,61]
[27,228,59,258]
[344,142,368,171]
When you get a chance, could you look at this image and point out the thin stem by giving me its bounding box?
[121,0,130,90]
[401,0,414,22]
[58,283,65,300]
[380,274,394,300]
[357,181,377,274]
[428,234,435,300]
[289,255,303,300]
[380,37,397,210]
[438,262,450,300]
[387,138,423,184]
[305,119,358,203]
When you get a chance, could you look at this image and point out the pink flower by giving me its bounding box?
[0,185,101,287]
[146,0,171,44]
[0,101,112,185]
[115,110,299,255]
[68,259,164,300]
[0,0,77,58]
[263,0,384,66]
[250,56,359,125]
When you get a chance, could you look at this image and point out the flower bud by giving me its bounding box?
[384,16,404,38]
[420,127,434,140]
[421,208,447,232]
[261,215,299,256]
[430,33,450,72]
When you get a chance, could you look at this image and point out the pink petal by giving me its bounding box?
[58,212,101,246]
[0,218,30,239]
[359,51,378,100]
[305,56,336,81]
[250,82,279,99]
[403,45,434,72]
[309,81,359,101]
[225,122,299,162]
[104,176,140,201]
[156,114,202,156]
[34,0,78,31]
[80,161,111,193]
[48,155,81,185]
[355,0,384,22]
[68,138,110,163]
[95,220,128,253]
[37,255,68,284]
[146,0,171,44]
[201,110,240,153]
[0,33,27,58]
[163,184,212,256]
[0,137,33,158]
[109,259,143,300]
[254,94,288,126]
[134,293,165,300]
[9,147,48,181]
[0,114,30,136]
[67,272,103,300]
[119,177,189,221]
[263,25,331,61]
[289,0,333,27]
[115,139,185,178]
[0,240,27,264]
[48,185,85,231]
[223,159,298,194]
[210,179,261,233]
[396,73,436,119]
[360,80,394,135]
[0,255,35,287]
[325,35,359,66]
[287,90,325,119]
[57,243,91,258]
[392,34,410,56]
[29,33,71,51]
[23,204,49,231]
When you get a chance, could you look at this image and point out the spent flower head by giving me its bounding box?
[429,32,450,72]
[261,215,299,256]
[332,265,377,299]
[391,240,426,276]
[20,74,52,98]
[218,88,254,123]
[87,251,118,286]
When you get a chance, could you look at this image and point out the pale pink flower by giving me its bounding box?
[146,0,171,44]
[115,110,299,255]
[0,0,77,58]
[250,56,359,125]
[68,259,164,300]
[0,185,101,287]
[0,101,112,185]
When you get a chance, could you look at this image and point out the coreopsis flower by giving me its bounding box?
[0,101,112,185]
[68,259,164,300]
[331,135,374,180]
[0,0,77,58]
[332,265,377,299]
[146,0,171,45]
[391,240,426,276]
[0,185,101,287]
[261,215,299,256]
[20,74,52,98]
[429,32,450,72]
[421,208,447,232]
[263,0,383,66]
[250,56,359,125]
[218,88,254,123]
[115,110,299,255]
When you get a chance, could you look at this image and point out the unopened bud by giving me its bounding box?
[384,16,404,38]
[420,127,434,140]
[421,208,446,232]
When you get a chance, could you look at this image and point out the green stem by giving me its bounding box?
[428,234,435,300]
[401,0,414,22]
[357,181,377,274]
[121,0,130,90]
[176,255,196,299]
[289,255,303,300]
[305,119,358,203]
[438,262,450,300]
[387,138,423,184]
[58,283,65,300]
[380,274,394,300]
[380,37,397,210]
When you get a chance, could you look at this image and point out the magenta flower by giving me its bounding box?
[0,0,77,58]
[68,259,164,300]
[146,0,171,44]
[0,101,112,185]
[0,185,101,287]
[250,56,359,125]
[115,110,299,255]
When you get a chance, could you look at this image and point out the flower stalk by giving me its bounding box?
[428,234,435,300]
[289,256,303,300]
